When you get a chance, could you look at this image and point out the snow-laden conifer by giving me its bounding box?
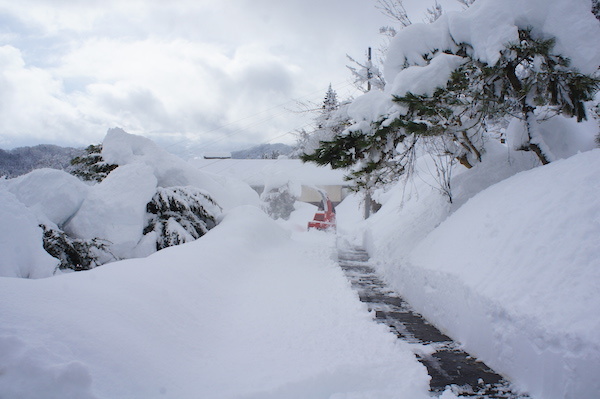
[40,224,112,272]
[260,181,301,220]
[69,144,117,182]
[144,186,221,250]
[305,0,600,200]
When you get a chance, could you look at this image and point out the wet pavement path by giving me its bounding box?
[338,246,529,398]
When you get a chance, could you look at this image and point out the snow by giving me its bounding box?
[65,163,158,259]
[1,168,89,227]
[0,0,598,393]
[346,90,399,124]
[102,128,256,211]
[0,206,431,399]
[0,189,58,278]
[363,147,600,399]
[388,53,466,98]
[0,128,262,271]
[385,0,600,79]
[190,157,347,187]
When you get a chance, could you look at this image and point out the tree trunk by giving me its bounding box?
[523,102,554,165]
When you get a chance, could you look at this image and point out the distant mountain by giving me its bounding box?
[0,144,85,178]
[231,143,295,159]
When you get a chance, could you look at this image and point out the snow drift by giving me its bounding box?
[0,206,431,399]
[364,148,600,399]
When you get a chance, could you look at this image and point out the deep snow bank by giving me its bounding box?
[0,128,262,277]
[0,189,58,278]
[366,150,600,399]
[0,206,430,399]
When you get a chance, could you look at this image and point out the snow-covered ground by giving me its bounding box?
[352,144,600,399]
[1,123,598,398]
[0,0,598,392]
[0,206,431,399]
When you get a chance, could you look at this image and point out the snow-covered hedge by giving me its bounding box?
[0,128,259,278]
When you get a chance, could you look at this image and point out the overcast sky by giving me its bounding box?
[0,0,460,155]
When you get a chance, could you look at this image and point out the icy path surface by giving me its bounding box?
[0,207,430,399]
[337,242,530,399]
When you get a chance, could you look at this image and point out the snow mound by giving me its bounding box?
[507,114,599,160]
[374,149,600,399]
[0,206,430,398]
[65,163,158,259]
[102,128,256,210]
[0,189,58,278]
[2,168,89,227]
[0,335,97,399]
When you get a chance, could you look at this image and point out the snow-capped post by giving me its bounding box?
[364,47,374,219]
[367,47,372,92]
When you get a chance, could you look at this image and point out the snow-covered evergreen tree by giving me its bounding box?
[296,85,351,157]
[69,144,117,182]
[144,186,221,250]
[304,0,599,199]
[260,181,301,220]
[40,224,112,272]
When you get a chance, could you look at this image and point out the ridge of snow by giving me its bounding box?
[365,148,600,399]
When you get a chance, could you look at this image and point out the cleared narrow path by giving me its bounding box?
[337,246,529,398]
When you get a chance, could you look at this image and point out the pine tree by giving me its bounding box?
[296,85,351,157]
[144,186,221,250]
[486,29,599,163]
[305,29,598,196]
[261,181,299,220]
[40,224,111,272]
[69,144,118,182]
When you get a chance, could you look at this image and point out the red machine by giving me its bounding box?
[308,191,336,231]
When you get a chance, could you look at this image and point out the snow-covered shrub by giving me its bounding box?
[69,144,117,182]
[40,225,112,272]
[65,163,158,259]
[2,168,89,227]
[0,189,58,278]
[144,186,221,250]
[261,181,301,220]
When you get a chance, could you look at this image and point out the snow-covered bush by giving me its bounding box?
[69,144,117,182]
[40,225,112,272]
[144,186,221,250]
[65,163,158,259]
[1,168,89,227]
[0,128,261,278]
[261,181,301,220]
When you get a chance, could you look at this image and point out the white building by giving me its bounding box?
[190,158,351,205]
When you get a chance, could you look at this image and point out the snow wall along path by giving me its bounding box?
[369,149,600,399]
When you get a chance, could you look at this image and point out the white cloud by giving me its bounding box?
[0,45,86,147]
[0,0,397,152]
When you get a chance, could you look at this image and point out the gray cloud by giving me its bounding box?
[0,0,449,152]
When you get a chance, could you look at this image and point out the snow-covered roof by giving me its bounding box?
[202,152,232,159]
[190,158,348,187]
